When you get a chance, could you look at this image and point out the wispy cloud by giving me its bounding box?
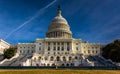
[4,0,57,40]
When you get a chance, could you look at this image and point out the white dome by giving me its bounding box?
[46,6,72,38]
[52,14,68,24]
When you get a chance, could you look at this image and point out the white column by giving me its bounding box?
[60,42,61,51]
[56,42,57,51]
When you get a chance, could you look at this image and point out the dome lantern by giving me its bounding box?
[57,5,62,17]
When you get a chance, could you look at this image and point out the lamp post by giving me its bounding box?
[55,59,58,69]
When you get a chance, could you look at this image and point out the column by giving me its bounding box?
[60,42,61,51]
[56,42,57,51]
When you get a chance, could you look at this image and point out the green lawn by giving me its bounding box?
[0,69,120,74]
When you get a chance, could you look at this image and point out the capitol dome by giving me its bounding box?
[46,6,72,38]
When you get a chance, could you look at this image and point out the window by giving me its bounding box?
[20,50,22,53]
[96,51,98,53]
[50,56,54,61]
[45,57,47,60]
[63,57,66,61]
[62,43,64,45]
[58,43,60,45]
[39,47,41,50]
[65,52,67,54]
[48,42,50,45]
[84,51,86,53]
[39,43,41,45]
[54,42,56,45]
[32,50,34,53]
[54,52,56,55]
[92,50,94,53]
[88,50,90,53]
[67,42,69,46]
[48,52,50,54]
[62,47,64,51]
[58,47,60,51]
[39,57,41,60]
[54,47,56,51]
[48,47,50,51]
[76,47,78,50]
[69,57,72,61]
[75,56,78,60]
[76,43,78,45]
[56,56,60,61]
[92,47,94,49]
[28,50,29,53]
[67,47,70,51]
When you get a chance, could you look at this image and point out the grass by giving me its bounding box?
[0,69,120,74]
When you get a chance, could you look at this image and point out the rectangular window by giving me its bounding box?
[54,47,56,51]
[96,51,98,53]
[54,42,56,45]
[88,50,90,53]
[39,47,41,50]
[67,47,70,51]
[92,50,94,53]
[58,47,60,51]
[67,42,69,46]
[84,51,86,53]
[39,43,41,45]
[62,47,64,51]
[48,42,50,45]
[48,52,50,54]
[76,47,78,50]
[48,47,50,51]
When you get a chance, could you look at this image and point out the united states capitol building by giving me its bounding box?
[0,7,116,67]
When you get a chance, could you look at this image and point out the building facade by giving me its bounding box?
[0,39,10,54]
[17,7,101,66]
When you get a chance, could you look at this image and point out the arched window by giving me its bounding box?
[69,57,72,61]
[75,56,78,60]
[47,64,50,66]
[34,58,36,61]
[63,56,66,61]
[50,56,54,61]
[52,63,55,66]
[45,57,48,60]
[62,64,64,66]
[66,63,69,66]
[56,56,60,61]
[38,57,41,60]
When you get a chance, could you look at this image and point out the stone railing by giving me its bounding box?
[0,53,19,64]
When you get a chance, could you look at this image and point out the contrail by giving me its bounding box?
[5,0,57,39]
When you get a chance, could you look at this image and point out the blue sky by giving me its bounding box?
[0,0,120,44]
